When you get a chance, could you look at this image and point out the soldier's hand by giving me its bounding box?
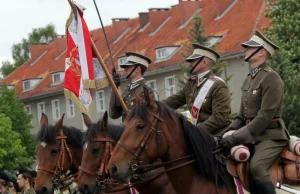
[112,68,121,87]
[219,135,236,150]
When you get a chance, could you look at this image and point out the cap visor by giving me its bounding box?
[241,40,261,48]
[186,54,202,62]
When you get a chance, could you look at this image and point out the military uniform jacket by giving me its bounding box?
[162,71,231,135]
[230,64,289,141]
[109,78,154,119]
[22,187,36,194]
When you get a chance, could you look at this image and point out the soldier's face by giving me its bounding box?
[17,175,26,190]
[245,47,259,62]
[189,59,205,74]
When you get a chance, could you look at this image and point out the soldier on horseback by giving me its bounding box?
[162,44,231,135]
[220,30,289,193]
[109,52,154,120]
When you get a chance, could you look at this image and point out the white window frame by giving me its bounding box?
[23,80,31,91]
[66,98,75,118]
[118,57,127,69]
[147,80,158,100]
[165,76,176,97]
[156,48,167,60]
[52,73,61,84]
[24,105,31,114]
[52,100,61,120]
[96,90,105,113]
[37,102,45,122]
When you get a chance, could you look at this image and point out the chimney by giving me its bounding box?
[178,0,202,26]
[112,18,130,40]
[215,0,235,18]
[148,8,170,33]
[30,44,48,63]
[54,35,67,59]
[138,12,150,29]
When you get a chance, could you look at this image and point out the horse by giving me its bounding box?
[78,111,176,194]
[107,87,236,194]
[35,113,84,194]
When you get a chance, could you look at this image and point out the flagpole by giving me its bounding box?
[90,40,128,112]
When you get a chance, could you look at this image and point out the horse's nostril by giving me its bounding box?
[35,187,48,194]
[80,185,90,194]
[111,164,118,178]
[42,187,47,192]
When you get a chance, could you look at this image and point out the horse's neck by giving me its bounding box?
[161,116,223,194]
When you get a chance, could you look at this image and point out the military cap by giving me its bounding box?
[15,168,28,176]
[242,30,279,56]
[0,172,9,183]
[186,44,220,62]
[120,52,151,68]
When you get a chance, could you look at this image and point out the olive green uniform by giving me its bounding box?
[109,78,154,119]
[230,64,288,181]
[22,187,36,194]
[162,71,231,135]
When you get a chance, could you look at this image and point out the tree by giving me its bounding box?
[266,0,300,136]
[0,23,57,77]
[0,85,35,165]
[0,113,31,170]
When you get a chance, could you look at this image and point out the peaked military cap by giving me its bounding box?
[120,52,152,68]
[242,30,279,56]
[186,44,220,62]
[0,171,9,183]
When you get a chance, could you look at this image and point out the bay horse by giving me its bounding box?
[107,87,236,194]
[78,111,176,194]
[35,113,84,194]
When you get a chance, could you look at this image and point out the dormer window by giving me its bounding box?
[206,36,224,48]
[52,72,65,85]
[118,56,127,69]
[155,45,181,62]
[22,78,42,91]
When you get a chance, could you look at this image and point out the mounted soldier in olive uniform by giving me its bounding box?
[109,52,154,120]
[220,30,289,194]
[162,44,231,135]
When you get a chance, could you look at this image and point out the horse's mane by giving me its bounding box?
[84,122,124,142]
[130,101,232,186]
[37,125,84,148]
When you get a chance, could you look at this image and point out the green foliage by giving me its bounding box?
[0,85,35,168]
[1,23,57,77]
[266,0,300,136]
[0,113,31,170]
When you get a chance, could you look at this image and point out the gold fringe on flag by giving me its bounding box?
[95,78,108,90]
[64,88,94,115]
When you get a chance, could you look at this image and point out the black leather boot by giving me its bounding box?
[254,180,275,194]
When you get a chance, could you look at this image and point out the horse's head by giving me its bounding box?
[78,111,114,194]
[108,87,169,183]
[35,113,73,194]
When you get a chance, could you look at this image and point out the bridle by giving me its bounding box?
[37,130,76,189]
[79,137,114,188]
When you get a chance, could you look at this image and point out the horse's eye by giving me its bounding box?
[137,125,145,130]
[92,147,100,154]
[51,149,58,154]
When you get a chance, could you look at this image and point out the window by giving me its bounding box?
[53,74,61,83]
[52,72,64,84]
[147,80,158,100]
[52,100,60,120]
[206,36,224,48]
[24,81,31,90]
[118,57,127,69]
[66,98,75,118]
[156,48,167,59]
[96,91,105,113]
[37,102,45,122]
[24,105,31,114]
[165,76,176,97]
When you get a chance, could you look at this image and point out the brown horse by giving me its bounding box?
[107,88,236,194]
[35,113,84,194]
[78,111,176,194]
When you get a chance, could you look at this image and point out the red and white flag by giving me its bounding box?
[64,1,108,114]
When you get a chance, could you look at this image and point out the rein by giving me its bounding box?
[37,130,76,189]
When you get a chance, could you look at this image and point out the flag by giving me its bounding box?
[64,1,108,114]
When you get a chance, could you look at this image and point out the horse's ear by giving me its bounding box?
[143,86,156,110]
[134,92,144,104]
[99,111,108,133]
[82,113,92,128]
[40,113,48,129]
[54,114,65,133]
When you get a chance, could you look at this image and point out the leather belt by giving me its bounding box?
[244,118,281,129]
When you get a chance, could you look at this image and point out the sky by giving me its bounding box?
[0,0,178,67]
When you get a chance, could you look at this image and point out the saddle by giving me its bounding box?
[226,147,300,192]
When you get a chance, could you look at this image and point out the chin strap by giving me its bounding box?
[126,65,138,79]
[244,47,263,62]
[190,57,203,74]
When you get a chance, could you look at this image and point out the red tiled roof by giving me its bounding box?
[1,0,272,99]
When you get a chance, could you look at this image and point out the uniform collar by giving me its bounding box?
[249,63,267,78]
[197,71,210,79]
[128,78,145,90]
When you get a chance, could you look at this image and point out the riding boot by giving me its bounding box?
[253,180,275,194]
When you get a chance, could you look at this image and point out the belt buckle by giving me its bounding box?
[245,119,251,125]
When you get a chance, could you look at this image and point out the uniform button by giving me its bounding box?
[244,114,247,117]
[245,99,248,102]
[245,107,247,110]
